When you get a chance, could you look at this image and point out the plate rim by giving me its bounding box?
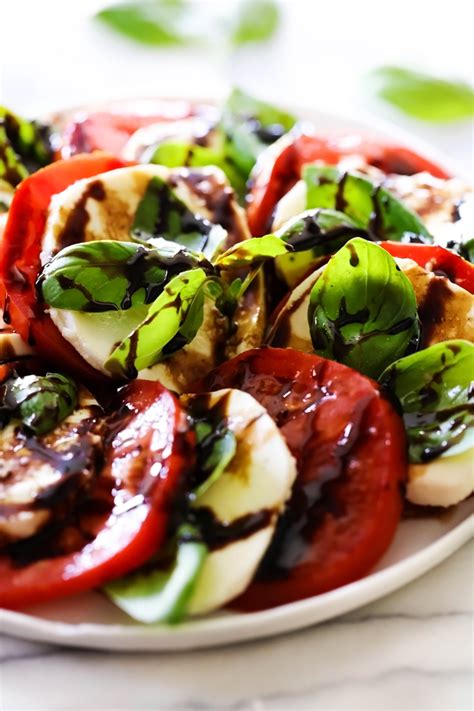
[2,100,472,651]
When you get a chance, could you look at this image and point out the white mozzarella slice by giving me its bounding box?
[407,440,474,507]
[272,180,307,231]
[0,330,34,365]
[0,387,102,544]
[182,388,297,615]
[268,258,474,350]
[121,117,218,162]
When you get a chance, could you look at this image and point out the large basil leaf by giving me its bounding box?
[131,176,226,258]
[39,241,194,312]
[0,373,78,435]
[104,523,207,624]
[303,165,431,242]
[214,234,291,268]
[274,208,370,287]
[308,238,420,378]
[0,107,53,188]
[379,340,474,462]
[105,268,208,377]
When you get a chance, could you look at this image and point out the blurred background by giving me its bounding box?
[2,0,473,173]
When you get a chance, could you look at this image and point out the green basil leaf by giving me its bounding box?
[131,176,225,258]
[214,234,292,268]
[274,208,370,286]
[39,240,204,312]
[379,340,474,462]
[0,107,53,188]
[105,268,208,377]
[0,373,78,436]
[308,238,420,378]
[104,523,207,624]
[303,165,431,242]
[231,0,279,45]
[94,0,194,47]
[369,66,474,123]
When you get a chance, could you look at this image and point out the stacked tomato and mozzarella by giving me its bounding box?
[0,100,472,621]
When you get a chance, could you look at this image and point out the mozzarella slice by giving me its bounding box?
[0,329,35,366]
[121,117,219,162]
[272,180,307,231]
[0,387,102,544]
[268,258,474,350]
[407,436,474,507]
[182,389,297,615]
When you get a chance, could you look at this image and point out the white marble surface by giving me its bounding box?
[1,540,472,711]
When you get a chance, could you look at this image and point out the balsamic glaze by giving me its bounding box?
[191,507,274,550]
[57,180,106,249]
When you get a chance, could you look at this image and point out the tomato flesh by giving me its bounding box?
[0,154,129,383]
[0,380,194,609]
[380,241,474,294]
[247,132,451,236]
[193,347,407,610]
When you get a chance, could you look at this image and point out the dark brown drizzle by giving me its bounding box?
[57,180,106,249]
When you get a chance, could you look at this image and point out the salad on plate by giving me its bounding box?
[0,90,472,624]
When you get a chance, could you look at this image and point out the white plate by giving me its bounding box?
[2,103,473,651]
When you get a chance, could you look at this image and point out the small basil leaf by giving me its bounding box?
[104,523,207,624]
[303,165,431,242]
[214,234,291,268]
[95,0,193,47]
[0,107,53,188]
[0,373,78,435]
[379,340,474,462]
[369,66,474,123]
[39,240,204,312]
[131,176,225,258]
[308,238,420,378]
[231,0,280,45]
[274,208,370,287]
[105,268,208,377]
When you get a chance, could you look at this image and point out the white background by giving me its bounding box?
[1,0,473,174]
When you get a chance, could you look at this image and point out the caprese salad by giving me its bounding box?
[0,91,472,623]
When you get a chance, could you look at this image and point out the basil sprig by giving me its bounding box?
[380,340,474,463]
[0,107,53,188]
[303,165,432,242]
[131,176,226,258]
[308,238,420,379]
[214,234,292,268]
[39,241,207,312]
[0,373,78,436]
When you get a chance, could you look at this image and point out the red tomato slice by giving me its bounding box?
[192,347,406,610]
[0,380,194,609]
[380,242,474,294]
[0,154,129,384]
[59,100,210,158]
[246,132,451,236]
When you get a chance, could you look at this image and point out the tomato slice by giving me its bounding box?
[192,347,406,610]
[380,242,474,294]
[0,154,128,383]
[59,100,210,158]
[246,132,451,236]
[0,380,194,609]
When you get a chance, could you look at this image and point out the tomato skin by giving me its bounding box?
[192,347,407,610]
[0,154,129,384]
[380,241,474,294]
[0,381,194,610]
[246,132,451,237]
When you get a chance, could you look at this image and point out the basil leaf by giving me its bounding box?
[214,235,291,268]
[308,238,420,379]
[105,523,207,624]
[369,66,474,123]
[95,0,193,47]
[131,176,225,258]
[0,373,78,435]
[303,165,432,242]
[105,268,208,377]
[274,208,370,287]
[39,240,205,312]
[231,0,279,45]
[379,340,474,462]
[0,107,52,188]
